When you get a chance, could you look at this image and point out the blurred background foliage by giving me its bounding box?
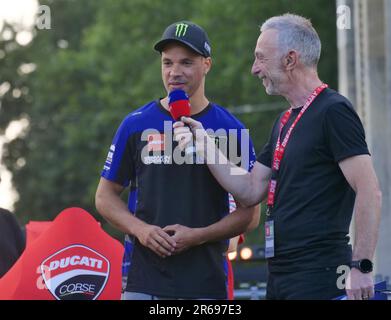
[0,0,337,242]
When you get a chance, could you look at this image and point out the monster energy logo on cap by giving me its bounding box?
[175,23,189,37]
[154,21,211,57]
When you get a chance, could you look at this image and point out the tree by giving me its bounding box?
[2,0,100,220]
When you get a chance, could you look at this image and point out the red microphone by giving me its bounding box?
[168,89,195,158]
[168,89,191,120]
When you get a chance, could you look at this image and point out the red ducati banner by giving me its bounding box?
[0,207,123,300]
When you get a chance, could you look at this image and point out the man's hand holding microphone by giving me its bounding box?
[169,88,210,160]
[173,117,203,151]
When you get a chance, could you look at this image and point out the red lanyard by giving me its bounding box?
[266,84,328,215]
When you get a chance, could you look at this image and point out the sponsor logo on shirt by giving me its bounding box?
[143,155,171,165]
[103,145,116,171]
[135,122,253,174]
[147,134,165,152]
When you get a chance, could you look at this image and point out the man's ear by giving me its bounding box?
[204,57,212,75]
[284,50,298,71]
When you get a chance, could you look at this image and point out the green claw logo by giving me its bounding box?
[175,23,189,37]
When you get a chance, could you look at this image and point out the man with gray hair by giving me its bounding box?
[174,13,382,299]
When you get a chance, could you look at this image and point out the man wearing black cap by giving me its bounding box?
[96,21,259,299]
[154,21,212,58]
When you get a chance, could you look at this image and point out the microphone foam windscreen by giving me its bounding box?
[168,89,191,120]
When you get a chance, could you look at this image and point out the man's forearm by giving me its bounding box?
[95,188,146,237]
[96,179,177,258]
[352,189,382,260]
[175,119,264,205]
[200,132,255,204]
[195,208,256,245]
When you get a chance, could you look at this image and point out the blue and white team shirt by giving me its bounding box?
[102,100,256,299]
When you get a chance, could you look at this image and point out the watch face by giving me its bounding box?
[360,259,373,273]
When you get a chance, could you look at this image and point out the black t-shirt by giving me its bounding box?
[101,100,256,298]
[0,209,25,277]
[258,88,369,272]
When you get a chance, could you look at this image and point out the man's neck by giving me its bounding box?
[282,71,323,109]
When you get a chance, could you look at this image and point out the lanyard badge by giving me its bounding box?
[264,84,328,258]
[265,220,275,258]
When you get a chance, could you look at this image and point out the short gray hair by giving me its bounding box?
[260,13,321,67]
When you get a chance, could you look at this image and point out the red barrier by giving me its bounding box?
[0,207,123,300]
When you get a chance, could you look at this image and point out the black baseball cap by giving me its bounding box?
[154,21,211,58]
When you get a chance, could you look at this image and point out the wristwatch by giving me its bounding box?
[351,259,373,273]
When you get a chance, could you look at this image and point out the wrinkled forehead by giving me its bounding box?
[255,29,279,54]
